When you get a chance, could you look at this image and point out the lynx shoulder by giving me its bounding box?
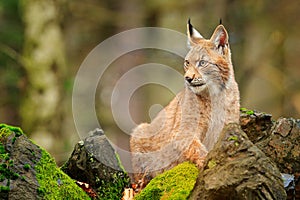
[130,20,240,184]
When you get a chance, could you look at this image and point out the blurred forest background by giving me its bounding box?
[0,0,300,164]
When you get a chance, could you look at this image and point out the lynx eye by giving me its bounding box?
[197,60,207,67]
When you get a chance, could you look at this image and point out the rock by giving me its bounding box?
[240,110,300,199]
[256,118,300,174]
[0,124,89,199]
[256,118,300,200]
[240,110,300,175]
[189,123,286,200]
[240,108,273,143]
[62,128,130,199]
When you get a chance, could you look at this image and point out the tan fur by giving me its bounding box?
[130,22,240,183]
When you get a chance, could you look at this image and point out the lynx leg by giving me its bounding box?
[183,139,208,168]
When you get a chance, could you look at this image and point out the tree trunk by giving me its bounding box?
[20,0,67,160]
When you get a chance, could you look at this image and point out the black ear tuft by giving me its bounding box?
[219,18,222,25]
[188,18,193,36]
[187,19,203,48]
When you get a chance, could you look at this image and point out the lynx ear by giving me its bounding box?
[210,25,229,54]
[187,19,203,48]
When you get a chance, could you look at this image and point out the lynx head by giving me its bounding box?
[184,19,233,96]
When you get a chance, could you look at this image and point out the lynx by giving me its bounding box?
[130,20,240,184]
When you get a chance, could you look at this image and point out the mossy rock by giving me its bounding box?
[0,124,90,199]
[35,148,90,199]
[135,162,199,200]
[62,128,130,199]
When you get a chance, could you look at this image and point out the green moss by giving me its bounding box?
[228,136,238,141]
[240,108,254,115]
[0,124,90,199]
[0,124,23,138]
[35,148,90,200]
[0,186,10,192]
[240,108,247,111]
[0,144,9,161]
[96,171,130,199]
[8,160,13,166]
[23,163,31,171]
[135,162,199,200]
[228,136,239,146]
[115,152,126,173]
[246,110,254,115]
[12,137,17,144]
[94,152,131,199]
[0,174,5,182]
[0,144,5,154]
[0,124,23,145]
[207,159,217,169]
[0,150,20,186]
[0,128,11,139]
[0,125,24,192]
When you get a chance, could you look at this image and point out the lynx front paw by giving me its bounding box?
[183,139,208,168]
[195,156,206,168]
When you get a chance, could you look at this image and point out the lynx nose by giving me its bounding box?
[185,76,193,83]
